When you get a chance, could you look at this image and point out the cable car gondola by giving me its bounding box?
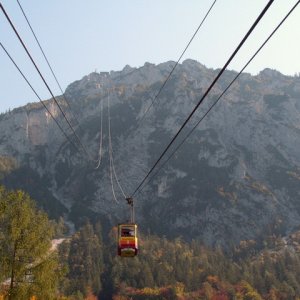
[117,197,138,257]
[118,223,138,257]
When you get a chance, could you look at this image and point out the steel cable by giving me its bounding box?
[131,0,275,197]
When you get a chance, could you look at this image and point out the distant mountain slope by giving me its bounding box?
[1,59,300,247]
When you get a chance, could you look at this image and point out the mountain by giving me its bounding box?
[1,59,300,248]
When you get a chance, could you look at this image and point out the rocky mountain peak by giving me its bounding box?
[182,58,206,70]
[258,68,285,79]
[122,64,135,74]
[1,60,300,248]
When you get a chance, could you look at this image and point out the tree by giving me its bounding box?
[66,222,104,297]
[0,186,61,299]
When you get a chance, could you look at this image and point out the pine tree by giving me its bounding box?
[0,186,61,299]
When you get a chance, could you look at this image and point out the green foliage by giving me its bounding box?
[1,193,299,300]
[95,231,300,300]
[2,185,299,299]
[60,222,104,298]
[0,186,62,299]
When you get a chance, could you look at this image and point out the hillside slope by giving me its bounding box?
[1,59,300,247]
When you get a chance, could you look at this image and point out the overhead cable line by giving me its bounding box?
[130,0,275,197]
[16,0,81,128]
[0,42,78,150]
[107,92,118,202]
[109,148,119,203]
[136,0,218,128]
[0,2,95,161]
[136,0,300,193]
[107,90,127,200]
[111,143,127,198]
[95,98,104,169]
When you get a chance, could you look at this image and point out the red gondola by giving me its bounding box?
[117,197,138,257]
[118,223,138,257]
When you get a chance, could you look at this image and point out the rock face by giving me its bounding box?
[1,59,300,248]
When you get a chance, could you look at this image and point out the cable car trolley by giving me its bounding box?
[118,197,138,257]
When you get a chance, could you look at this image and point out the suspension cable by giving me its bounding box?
[136,0,218,128]
[111,147,127,198]
[107,89,127,199]
[0,42,78,150]
[0,3,95,161]
[107,92,119,203]
[15,0,81,128]
[136,0,300,193]
[95,98,103,169]
[130,0,275,197]
[109,153,118,203]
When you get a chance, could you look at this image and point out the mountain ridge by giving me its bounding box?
[1,59,300,249]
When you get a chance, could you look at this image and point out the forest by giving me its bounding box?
[1,187,300,299]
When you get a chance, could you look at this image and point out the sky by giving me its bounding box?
[1,0,300,113]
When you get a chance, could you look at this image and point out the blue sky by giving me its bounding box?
[1,0,300,113]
